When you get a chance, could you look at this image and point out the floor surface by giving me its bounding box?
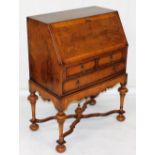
[19,91,136,155]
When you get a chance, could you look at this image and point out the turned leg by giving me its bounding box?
[56,112,66,153]
[117,84,128,122]
[28,92,39,131]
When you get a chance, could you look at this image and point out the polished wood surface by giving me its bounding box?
[29,6,113,23]
[51,12,127,64]
[27,6,128,153]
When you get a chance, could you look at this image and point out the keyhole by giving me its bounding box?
[110,54,113,63]
[76,79,80,88]
[113,66,117,72]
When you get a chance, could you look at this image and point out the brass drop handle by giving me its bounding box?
[80,64,84,72]
[76,79,80,88]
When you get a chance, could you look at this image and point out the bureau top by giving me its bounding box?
[28,6,114,24]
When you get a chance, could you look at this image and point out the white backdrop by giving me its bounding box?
[19,0,136,91]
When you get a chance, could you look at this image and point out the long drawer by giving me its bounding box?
[63,62,125,93]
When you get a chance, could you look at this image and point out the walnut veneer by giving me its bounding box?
[27,6,128,153]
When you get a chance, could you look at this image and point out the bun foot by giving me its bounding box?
[116,114,126,122]
[89,99,96,106]
[56,144,66,153]
[30,123,39,131]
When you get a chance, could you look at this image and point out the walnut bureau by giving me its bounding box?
[27,6,128,153]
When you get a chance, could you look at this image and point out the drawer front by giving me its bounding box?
[66,60,95,77]
[98,51,123,66]
[64,62,125,92]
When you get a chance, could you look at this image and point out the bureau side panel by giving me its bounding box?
[27,18,63,95]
